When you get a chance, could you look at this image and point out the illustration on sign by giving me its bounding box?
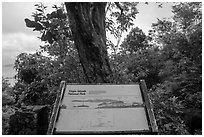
[61,96,144,109]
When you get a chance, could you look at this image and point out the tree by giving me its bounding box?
[64,2,138,83]
[65,2,112,83]
[120,27,148,54]
[109,27,158,86]
[2,77,15,106]
[25,2,139,83]
[147,2,202,134]
[13,51,86,105]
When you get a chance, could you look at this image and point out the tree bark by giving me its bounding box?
[65,2,112,83]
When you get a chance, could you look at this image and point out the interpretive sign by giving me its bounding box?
[47,80,158,135]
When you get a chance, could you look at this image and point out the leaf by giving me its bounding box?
[33,23,44,31]
[34,16,40,22]
[37,8,43,12]
[57,9,63,16]
[41,21,50,28]
[46,31,53,44]
[50,11,57,19]
[52,5,58,9]
[41,32,47,41]
[41,31,52,42]
[24,18,37,28]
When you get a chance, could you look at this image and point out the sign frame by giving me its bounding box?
[47,80,158,135]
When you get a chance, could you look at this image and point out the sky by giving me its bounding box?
[1,2,174,76]
[2,2,61,66]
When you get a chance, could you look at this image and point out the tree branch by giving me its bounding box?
[115,2,123,14]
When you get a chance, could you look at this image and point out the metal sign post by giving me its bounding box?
[47,80,158,135]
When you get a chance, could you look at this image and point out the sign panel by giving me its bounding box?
[54,84,151,134]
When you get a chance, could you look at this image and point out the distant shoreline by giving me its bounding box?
[4,76,15,79]
[3,77,17,87]
[3,64,14,68]
[2,64,17,86]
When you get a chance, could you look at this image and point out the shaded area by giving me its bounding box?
[7,106,49,135]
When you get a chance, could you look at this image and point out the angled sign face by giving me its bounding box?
[48,81,158,135]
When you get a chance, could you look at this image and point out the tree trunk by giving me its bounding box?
[65,2,112,83]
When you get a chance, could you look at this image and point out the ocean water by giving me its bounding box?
[2,64,17,86]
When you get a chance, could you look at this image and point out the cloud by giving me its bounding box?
[2,2,37,35]
[2,32,41,65]
[2,2,62,66]
[2,2,61,35]
[1,2,61,67]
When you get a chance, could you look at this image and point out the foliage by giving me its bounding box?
[24,2,140,83]
[149,83,189,134]
[2,106,16,135]
[13,51,84,105]
[127,47,162,88]
[2,78,10,91]
[2,77,16,134]
[110,27,161,88]
[2,77,15,106]
[111,2,202,134]
[120,27,149,54]
[106,2,139,38]
[151,2,201,108]
[147,2,202,134]
[25,2,140,57]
